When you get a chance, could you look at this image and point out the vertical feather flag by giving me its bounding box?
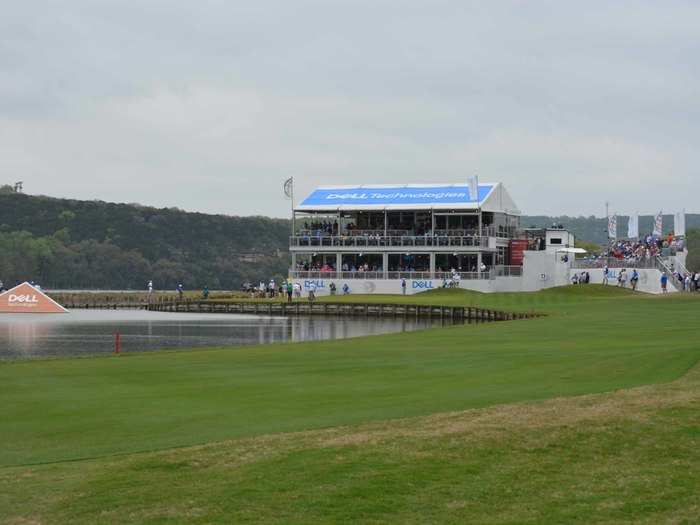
[608,214,617,239]
[653,211,663,237]
[627,213,639,239]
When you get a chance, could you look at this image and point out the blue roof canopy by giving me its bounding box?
[299,184,494,210]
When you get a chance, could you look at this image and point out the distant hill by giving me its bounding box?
[0,192,289,290]
[0,189,696,289]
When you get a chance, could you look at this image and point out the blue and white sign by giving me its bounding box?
[412,280,434,289]
[300,185,493,207]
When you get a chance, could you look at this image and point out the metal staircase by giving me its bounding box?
[655,256,683,291]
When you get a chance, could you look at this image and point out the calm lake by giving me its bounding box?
[0,310,457,359]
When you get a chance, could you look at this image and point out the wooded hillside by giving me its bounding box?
[0,193,289,290]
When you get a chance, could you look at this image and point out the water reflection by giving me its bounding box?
[0,310,460,359]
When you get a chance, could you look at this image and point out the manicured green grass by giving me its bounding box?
[1,286,699,522]
[2,346,700,523]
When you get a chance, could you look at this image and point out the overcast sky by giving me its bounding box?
[2,1,698,218]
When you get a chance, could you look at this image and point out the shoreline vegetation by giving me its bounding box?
[1,286,699,522]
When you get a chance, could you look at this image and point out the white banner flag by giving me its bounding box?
[674,210,686,237]
[468,176,479,201]
[283,177,294,199]
[653,211,663,237]
[608,214,617,239]
[627,213,639,239]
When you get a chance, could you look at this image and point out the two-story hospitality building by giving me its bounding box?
[289,182,535,294]
[287,182,687,295]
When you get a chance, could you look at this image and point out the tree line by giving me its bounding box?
[0,193,290,290]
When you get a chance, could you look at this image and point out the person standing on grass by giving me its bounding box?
[286,281,293,303]
[308,281,316,302]
[401,277,407,295]
[177,283,184,301]
[660,273,668,293]
[147,280,154,302]
[618,269,627,288]
[602,265,609,285]
[202,286,209,300]
[630,269,639,291]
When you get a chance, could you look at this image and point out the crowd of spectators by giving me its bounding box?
[606,233,685,262]
[673,270,699,292]
[295,261,336,272]
[302,221,339,235]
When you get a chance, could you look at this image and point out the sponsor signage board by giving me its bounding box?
[0,282,68,314]
[300,185,493,207]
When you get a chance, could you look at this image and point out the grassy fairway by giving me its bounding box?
[1,286,699,522]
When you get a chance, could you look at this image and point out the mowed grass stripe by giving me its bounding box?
[1,287,699,468]
[2,355,699,524]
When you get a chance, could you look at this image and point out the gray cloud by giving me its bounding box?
[1,1,698,217]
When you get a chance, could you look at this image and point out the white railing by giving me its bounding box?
[491,265,523,277]
[655,256,684,291]
[290,235,489,248]
[288,270,494,281]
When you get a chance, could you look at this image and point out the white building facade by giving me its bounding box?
[288,183,675,295]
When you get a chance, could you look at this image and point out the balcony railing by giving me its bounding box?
[290,235,489,248]
[295,227,514,239]
[491,265,523,277]
[289,270,493,281]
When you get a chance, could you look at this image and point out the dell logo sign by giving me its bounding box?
[412,281,434,289]
[8,294,39,304]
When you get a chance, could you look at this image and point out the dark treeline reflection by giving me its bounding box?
[0,311,461,359]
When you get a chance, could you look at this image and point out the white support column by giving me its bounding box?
[477,251,483,277]
[429,253,436,276]
[382,253,389,277]
[337,253,343,272]
[291,252,297,273]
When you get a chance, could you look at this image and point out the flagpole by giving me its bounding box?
[290,177,295,239]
